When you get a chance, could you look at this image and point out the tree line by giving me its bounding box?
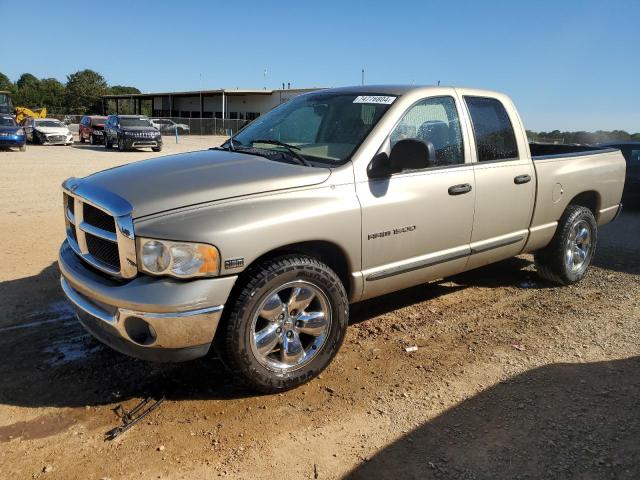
[527,129,640,144]
[0,70,139,115]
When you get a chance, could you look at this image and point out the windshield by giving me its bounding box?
[120,117,152,127]
[230,92,396,164]
[35,120,64,128]
[0,117,16,127]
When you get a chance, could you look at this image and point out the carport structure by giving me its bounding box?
[102,87,318,121]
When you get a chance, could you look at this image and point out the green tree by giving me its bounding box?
[14,73,42,107]
[0,72,12,91]
[39,78,66,113]
[64,69,108,114]
[110,85,141,95]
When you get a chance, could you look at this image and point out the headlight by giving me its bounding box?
[137,237,220,278]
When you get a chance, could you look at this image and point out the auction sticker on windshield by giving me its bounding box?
[353,95,396,104]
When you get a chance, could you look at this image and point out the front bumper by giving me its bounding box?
[124,136,163,149]
[0,134,26,147]
[58,240,237,362]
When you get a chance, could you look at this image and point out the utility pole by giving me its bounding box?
[361,68,365,85]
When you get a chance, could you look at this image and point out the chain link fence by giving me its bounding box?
[148,117,250,136]
[46,115,249,136]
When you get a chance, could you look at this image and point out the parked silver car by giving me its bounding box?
[23,118,73,145]
[150,118,190,134]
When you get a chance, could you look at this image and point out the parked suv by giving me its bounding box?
[104,115,162,152]
[79,116,107,145]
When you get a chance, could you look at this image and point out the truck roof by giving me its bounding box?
[312,85,503,97]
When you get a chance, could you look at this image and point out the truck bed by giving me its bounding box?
[529,142,617,159]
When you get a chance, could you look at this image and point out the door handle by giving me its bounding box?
[514,174,531,185]
[448,183,473,195]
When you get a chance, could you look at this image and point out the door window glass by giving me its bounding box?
[389,96,464,167]
[465,96,518,162]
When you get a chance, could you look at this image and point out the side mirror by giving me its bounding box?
[389,139,435,172]
[367,139,435,178]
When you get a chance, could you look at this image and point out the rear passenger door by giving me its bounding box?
[462,95,535,270]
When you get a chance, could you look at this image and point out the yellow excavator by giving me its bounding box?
[15,106,47,123]
[0,91,47,123]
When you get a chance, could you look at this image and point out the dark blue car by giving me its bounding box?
[0,115,26,151]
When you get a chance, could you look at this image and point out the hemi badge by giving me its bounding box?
[224,258,245,269]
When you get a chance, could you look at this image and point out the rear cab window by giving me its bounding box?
[464,96,518,162]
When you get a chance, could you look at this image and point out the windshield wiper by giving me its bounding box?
[251,139,311,166]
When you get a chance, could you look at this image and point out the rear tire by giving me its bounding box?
[535,205,597,285]
[79,133,85,143]
[217,255,349,393]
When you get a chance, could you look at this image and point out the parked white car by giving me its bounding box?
[150,118,190,134]
[23,118,74,145]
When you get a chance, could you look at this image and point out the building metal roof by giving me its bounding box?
[103,87,321,99]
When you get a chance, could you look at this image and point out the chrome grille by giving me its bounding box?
[63,180,137,279]
[83,203,116,233]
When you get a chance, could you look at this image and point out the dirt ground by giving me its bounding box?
[0,137,638,480]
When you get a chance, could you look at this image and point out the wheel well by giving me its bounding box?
[243,241,352,297]
[568,191,600,219]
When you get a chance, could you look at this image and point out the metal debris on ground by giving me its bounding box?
[405,346,418,353]
[105,396,165,441]
[511,343,526,351]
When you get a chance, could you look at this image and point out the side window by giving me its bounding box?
[390,96,464,167]
[464,96,518,162]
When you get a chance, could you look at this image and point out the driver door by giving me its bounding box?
[357,95,476,300]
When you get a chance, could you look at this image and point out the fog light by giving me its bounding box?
[124,316,156,345]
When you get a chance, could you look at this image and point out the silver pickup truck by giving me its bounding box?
[58,86,625,392]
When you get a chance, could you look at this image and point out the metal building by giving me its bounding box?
[102,87,320,120]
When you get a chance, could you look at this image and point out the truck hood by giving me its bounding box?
[79,149,331,218]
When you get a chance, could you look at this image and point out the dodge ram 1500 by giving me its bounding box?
[58,86,625,392]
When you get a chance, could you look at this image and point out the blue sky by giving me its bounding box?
[1,0,638,131]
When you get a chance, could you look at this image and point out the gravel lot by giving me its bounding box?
[0,138,638,479]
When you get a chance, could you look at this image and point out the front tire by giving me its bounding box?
[535,205,597,285]
[152,146,162,152]
[19,144,26,152]
[117,137,126,152]
[105,135,113,149]
[218,255,349,393]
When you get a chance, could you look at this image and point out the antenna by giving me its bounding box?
[437,80,440,86]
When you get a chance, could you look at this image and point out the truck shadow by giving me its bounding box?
[346,356,640,479]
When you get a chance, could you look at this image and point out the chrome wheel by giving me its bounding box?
[249,281,331,373]
[565,219,592,272]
